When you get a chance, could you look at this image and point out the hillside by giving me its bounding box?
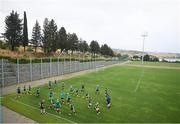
[114,49,180,58]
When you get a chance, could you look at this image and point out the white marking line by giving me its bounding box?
[10,98,75,123]
[133,70,144,92]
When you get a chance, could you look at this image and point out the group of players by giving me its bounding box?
[16,80,111,116]
[45,80,76,115]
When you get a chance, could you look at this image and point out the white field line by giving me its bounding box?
[10,98,76,123]
[133,70,144,92]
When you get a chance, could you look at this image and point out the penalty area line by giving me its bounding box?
[10,98,76,123]
[133,70,144,92]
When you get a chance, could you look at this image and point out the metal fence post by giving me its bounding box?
[91,55,92,69]
[41,58,43,79]
[63,55,65,75]
[30,58,32,81]
[74,55,75,72]
[17,59,19,85]
[58,57,59,75]
[95,54,96,70]
[83,52,85,70]
[50,58,51,77]
[1,59,4,88]
[78,54,80,71]
[70,53,71,73]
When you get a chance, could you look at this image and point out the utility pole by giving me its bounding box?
[141,32,148,65]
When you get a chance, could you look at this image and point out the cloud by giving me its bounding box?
[0,0,179,53]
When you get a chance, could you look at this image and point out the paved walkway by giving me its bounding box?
[1,61,128,123]
[2,106,36,123]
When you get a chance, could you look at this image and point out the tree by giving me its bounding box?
[49,19,58,52]
[108,47,114,56]
[22,11,29,51]
[57,27,67,52]
[143,54,150,61]
[133,55,140,60]
[42,18,57,53]
[116,53,121,58]
[31,20,42,52]
[3,10,22,51]
[100,44,109,55]
[78,40,89,53]
[82,40,89,52]
[100,44,114,56]
[90,40,100,56]
[42,18,49,53]
[67,33,78,53]
[152,57,159,62]
[78,39,83,52]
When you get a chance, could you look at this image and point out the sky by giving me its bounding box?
[0,0,180,53]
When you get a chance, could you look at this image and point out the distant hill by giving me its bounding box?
[113,49,180,59]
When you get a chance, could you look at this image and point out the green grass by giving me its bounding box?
[2,64,180,123]
[129,61,180,67]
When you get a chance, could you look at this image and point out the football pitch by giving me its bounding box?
[2,62,180,123]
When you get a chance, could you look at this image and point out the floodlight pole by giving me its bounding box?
[141,32,148,65]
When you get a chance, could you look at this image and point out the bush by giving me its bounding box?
[0,56,106,64]
[27,47,34,52]
[0,40,8,49]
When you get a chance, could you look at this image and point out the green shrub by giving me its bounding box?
[27,47,34,52]
[0,40,8,49]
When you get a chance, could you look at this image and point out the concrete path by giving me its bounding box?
[2,106,36,123]
[1,61,128,123]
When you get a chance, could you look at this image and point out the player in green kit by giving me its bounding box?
[104,88,108,97]
[59,91,65,103]
[95,102,100,115]
[23,85,26,94]
[48,90,54,99]
[75,88,79,96]
[95,85,100,95]
[48,81,52,89]
[39,99,46,114]
[16,86,21,98]
[81,84,85,92]
[54,80,57,86]
[61,81,65,90]
[28,85,31,95]
[36,87,40,97]
[85,93,89,100]
[49,97,56,109]
[66,93,71,104]
[69,104,76,115]
[69,85,73,94]
[55,99,62,114]
[88,96,93,108]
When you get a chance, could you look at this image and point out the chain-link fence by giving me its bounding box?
[0,56,127,87]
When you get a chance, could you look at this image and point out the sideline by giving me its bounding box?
[126,64,180,70]
[133,69,144,92]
